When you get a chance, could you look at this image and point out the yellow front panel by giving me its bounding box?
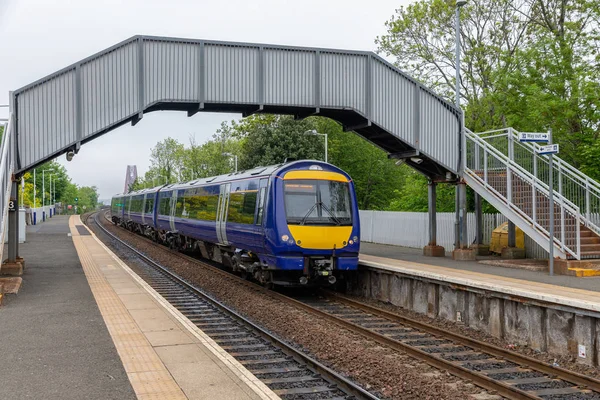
[283,170,349,182]
[288,225,353,250]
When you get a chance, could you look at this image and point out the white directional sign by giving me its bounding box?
[537,144,559,155]
[519,132,550,142]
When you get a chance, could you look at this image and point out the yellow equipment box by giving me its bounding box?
[490,221,525,254]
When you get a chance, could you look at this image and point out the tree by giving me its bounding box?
[234,115,324,169]
[493,0,600,176]
[149,138,185,183]
[377,0,600,181]
[313,118,407,210]
[377,0,531,130]
[78,186,99,212]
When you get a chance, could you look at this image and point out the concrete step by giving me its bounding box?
[556,259,600,276]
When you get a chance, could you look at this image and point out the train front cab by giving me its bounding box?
[266,162,360,286]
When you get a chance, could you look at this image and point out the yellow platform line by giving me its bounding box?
[69,216,187,400]
[71,216,279,400]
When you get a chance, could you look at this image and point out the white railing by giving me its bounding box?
[0,113,15,263]
[476,128,600,237]
[465,128,582,259]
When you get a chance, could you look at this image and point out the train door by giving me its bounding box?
[253,178,269,249]
[141,193,147,225]
[169,190,177,231]
[216,183,231,245]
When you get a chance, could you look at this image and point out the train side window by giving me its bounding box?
[228,191,257,224]
[159,195,171,216]
[145,198,154,214]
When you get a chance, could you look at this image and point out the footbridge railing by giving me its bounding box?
[0,113,15,263]
[464,128,581,260]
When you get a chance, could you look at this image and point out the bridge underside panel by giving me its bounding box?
[14,36,460,179]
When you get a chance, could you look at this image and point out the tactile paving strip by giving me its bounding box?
[69,217,187,400]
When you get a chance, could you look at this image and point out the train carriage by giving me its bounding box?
[111,160,360,286]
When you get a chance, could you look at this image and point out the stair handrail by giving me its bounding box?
[0,113,15,263]
[466,129,581,212]
[476,128,600,236]
[465,129,581,259]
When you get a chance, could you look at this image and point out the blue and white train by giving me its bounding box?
[111,160,360,286]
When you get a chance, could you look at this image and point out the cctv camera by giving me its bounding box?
[66,151,75,162]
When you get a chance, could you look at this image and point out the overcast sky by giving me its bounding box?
[0,0,411,200]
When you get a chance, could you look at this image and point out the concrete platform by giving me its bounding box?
[0,215,278,400]
[0,216,136,400]
[360,242,600,293]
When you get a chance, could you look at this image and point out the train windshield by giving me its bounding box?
[284,180,352,226]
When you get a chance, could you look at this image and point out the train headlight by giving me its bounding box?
[353,236,359,243]
[281,234,289,242]
[348,240,354,245]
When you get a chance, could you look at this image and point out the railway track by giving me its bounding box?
[92,211,600,400]
[89,212,379,400]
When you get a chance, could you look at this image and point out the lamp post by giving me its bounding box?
[42,168,55,207]
[50,174,55,216]
[303,130,328,163]
[222,152,238,173]
[454,0,468,250]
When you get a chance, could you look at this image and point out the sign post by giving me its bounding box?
[547,130,555,276]
[520,131,559,276]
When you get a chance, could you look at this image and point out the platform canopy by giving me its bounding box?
[12,35,460,179]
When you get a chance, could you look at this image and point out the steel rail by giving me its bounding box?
[325,291,600,392]
[91,211,379,400]
[96,211,600,399]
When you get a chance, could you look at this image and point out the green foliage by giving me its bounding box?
[312,118,406,210]
[59,183,99,214]
[149,137,185,183]
[388,167,455,212]
[235,115,325,169]
[378,0,600,182]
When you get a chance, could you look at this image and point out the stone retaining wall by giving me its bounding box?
[349,265,600,366]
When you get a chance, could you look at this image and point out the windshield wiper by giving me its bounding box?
[299,202,320,226]
[320,203,342,226]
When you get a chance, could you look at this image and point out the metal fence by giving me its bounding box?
[359,210,548,259]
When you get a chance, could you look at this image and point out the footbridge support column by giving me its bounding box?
[502,221,525,259]
[452,181,476,261]
[2,180,23,276]
[470,194,489,255]
[424,181,444,257]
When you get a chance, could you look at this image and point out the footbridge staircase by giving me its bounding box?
[465,128,600,260]
[1,35,599,264]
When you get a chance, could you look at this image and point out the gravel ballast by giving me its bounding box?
[91,215,490,400]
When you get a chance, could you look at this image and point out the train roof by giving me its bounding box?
[113,160,341,198]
